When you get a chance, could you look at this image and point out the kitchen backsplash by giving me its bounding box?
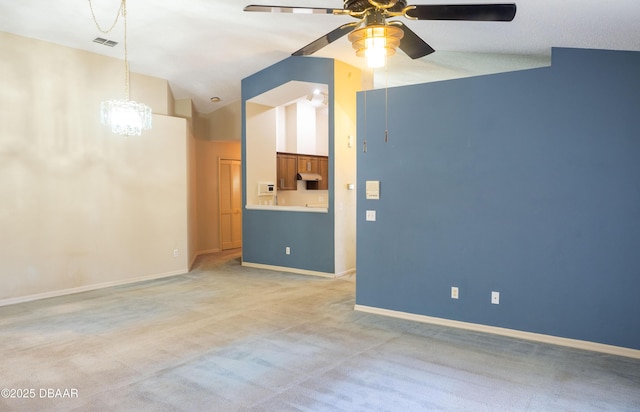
[277,181,328,207]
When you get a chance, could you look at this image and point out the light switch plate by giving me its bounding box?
[366,210,376,221]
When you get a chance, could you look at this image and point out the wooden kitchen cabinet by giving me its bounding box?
[317,156,328,190]
[277,152,328,191]
[276,153,297,190]
[297,155,318,174]
[298,154,328,191]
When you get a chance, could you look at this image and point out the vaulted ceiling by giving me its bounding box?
[1,1,638,113]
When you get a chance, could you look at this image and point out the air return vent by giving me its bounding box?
[93,37,118,47]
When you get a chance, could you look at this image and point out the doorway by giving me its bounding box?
[219,158,242,250]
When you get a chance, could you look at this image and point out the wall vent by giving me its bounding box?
[93,37,118,47]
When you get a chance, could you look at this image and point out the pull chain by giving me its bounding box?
[363,88,367,153]
[384,61,389,143]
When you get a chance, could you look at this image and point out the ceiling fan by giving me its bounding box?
[245,1,516,67]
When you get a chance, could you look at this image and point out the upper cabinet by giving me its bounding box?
[301,154,329,191]
[278,152,328,191]
[317,156,328,191]
[277,153,297,191]
[297,155,318,174]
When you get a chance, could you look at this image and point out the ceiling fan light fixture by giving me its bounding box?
[348,24,404,68]
[246,2,516,67]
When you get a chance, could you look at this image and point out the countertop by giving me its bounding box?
[245,204,328,213]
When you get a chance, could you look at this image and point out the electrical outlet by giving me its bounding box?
[366,210,376,221]
[285,247,290,255]
[173,249,179,257]
[451,287,459,299]
[491,291,500,305]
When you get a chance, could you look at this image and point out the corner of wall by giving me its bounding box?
[174,98,200,139]
[130,72,171,115]
[167,84,176,117]
[209,100,242,141]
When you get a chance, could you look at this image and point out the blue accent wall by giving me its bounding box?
[242,56,336,273]
[356,48,640,350]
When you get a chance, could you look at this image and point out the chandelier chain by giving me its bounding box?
[88,0,130,100]
[88,0,124,34]
[123,0,129,101]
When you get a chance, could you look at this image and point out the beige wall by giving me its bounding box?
[187,125,198,270]
[195,140,241,254]
[0,32,189,303]
[333,60,361,275]
[174,98,194,122]
[245,103,277,206]
[130,72,172,116]
[207,100,241,141]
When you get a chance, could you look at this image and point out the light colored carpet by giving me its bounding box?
[1,249,639,411]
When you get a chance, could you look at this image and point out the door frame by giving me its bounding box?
[218,157,242,251]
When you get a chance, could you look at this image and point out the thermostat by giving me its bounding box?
[365,180,380,200]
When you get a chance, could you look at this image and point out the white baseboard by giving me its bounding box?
[190,249,221,269]
[336,268,356,278]
[195,248,221,256]
[242,261,336,278]
[0,269,188,308]
[354,304,640,360]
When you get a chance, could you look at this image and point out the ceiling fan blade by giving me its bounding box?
[244,5,346,15]
[406,4,516,21]
[292,22,359,56]
[394,22,435,59]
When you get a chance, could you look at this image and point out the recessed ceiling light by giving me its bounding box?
[210,97,221,103]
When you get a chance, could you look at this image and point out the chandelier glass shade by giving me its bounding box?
[101,99,152,136]
[348,24,404,68]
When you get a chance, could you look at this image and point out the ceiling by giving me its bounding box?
[1,1,638,113]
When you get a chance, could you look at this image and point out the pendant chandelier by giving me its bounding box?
[90,0,152,136]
